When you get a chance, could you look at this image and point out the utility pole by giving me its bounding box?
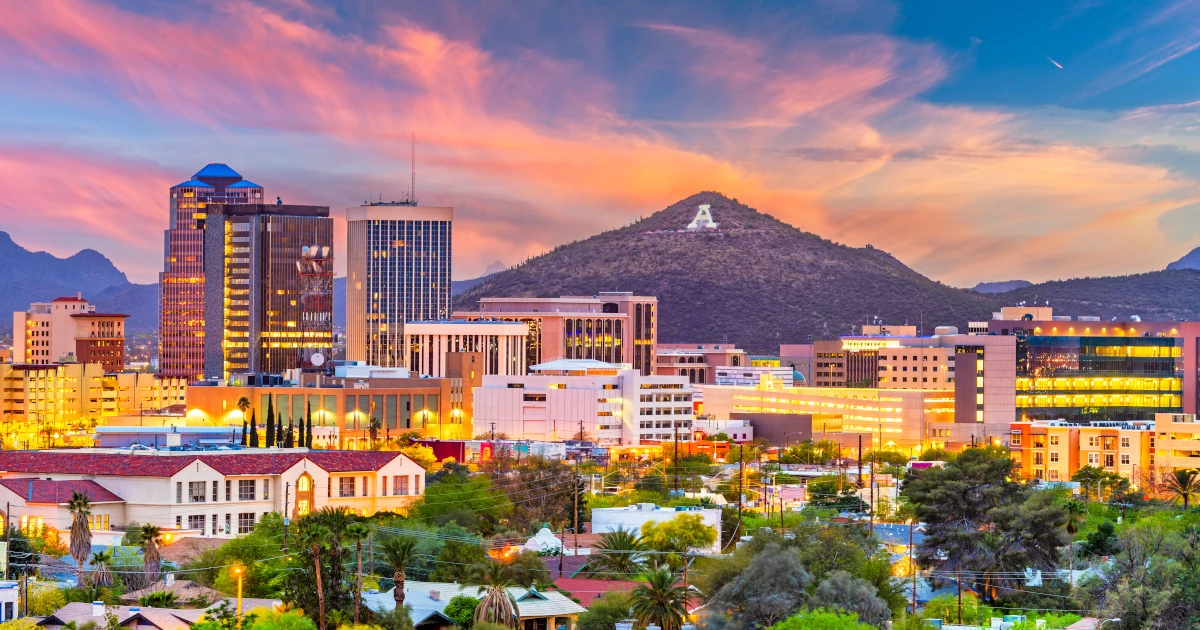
[869,459,875,533]
[4,501,8,581]
[490,422,496,442]
[673,422,680,496]
[283,482,291,536]
[910,519,917,616]
[737,445,745,531]
[857,435,863,487]
[559,527,565,577]
[573,456,580,555]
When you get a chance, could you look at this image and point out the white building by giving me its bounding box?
[0,449,426,544]
[473,359,694,446]
[715,366,794,387]
[591,504,722,553]
[403,320,529,377]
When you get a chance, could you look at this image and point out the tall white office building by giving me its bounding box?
[346,203,453,367]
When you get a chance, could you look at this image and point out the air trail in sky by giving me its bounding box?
[1047,56,1064,69]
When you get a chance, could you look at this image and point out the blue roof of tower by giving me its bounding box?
[193,163,242,180]
[173,179,213,188]
[226,180,261,188]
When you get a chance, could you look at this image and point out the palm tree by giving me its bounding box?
[1064,499,1086,535]
[68,491,93,582]
[587,527,645,579]
[299,523,331,630]
[1164,469,1200,511]
[630,566,688,630]
[90,550,113,587]
[138,590,178,608]
[466,559,520,628]
[379,536,418,609]
[345,522,371,623]
[236,396,251,416]
[140,524,163,588]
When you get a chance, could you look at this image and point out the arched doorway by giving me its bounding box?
[294,473,314,518]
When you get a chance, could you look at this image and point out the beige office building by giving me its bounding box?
[346,204,453,367]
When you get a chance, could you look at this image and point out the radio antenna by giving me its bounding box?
[410,132,417,205]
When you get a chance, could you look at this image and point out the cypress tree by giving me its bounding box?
[284,420,294,448]
[241,419,248,447]
[297,412,306,449]
[266,400,276,448]
[277,418,285,447]
[306,409,314,449]
[249,410,259,447]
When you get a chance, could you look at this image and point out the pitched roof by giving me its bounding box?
[0,451,412,479]
[172,179,213,189]
[121,579,223,604]
[363,581,585,622]
[0,479,123,504]
[39,602,205,630]
[193,163,242,180]
[551,578,641,607]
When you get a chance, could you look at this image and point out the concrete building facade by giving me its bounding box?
[403,320,528,377]
[655,343,747,385]
[13,296,127,371]
[455,293,658,376]
[346,204,453,368]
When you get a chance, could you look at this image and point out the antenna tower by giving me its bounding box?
[295,244,335,371]
[411,132,417,205]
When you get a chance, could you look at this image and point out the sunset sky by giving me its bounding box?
[3,0,1200,286]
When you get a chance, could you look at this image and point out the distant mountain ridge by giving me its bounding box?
[972,280,1033,294]
[1167,247,1200,271]
[0,232,157,336]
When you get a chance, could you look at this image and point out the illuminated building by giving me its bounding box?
[472,359,693,446]
[186,354,482,447]
[346,204,453,368]
[455,292,659,375]
[402,320,528,377]
[0,363,186,448]
[655,343,747,384]
[986,307,1200,423]
[1153,413,1200,473]
[201,203,333,379]
[161,164,264,381]
[1008,420,1153,482]
[13,295,127,371]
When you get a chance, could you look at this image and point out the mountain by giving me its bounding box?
[0,232,154,335]
[483,260,507,275]
[994,270,1200,322]
[972,280,1033,294]
[1167,247,1200,271]
[455,192,1000,352]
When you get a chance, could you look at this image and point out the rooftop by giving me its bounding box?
[193,163,242,180]
[529,359,622,372]
[0,479,124,504]
[363,581,585,622]
[172,179,213,189]
[0,450,416,478]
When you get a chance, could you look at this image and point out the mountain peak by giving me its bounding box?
[1167,247,1200,271]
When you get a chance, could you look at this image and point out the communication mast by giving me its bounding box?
[296,244,334,370]
[411,132,417,205]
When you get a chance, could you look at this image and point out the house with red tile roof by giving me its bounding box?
[0,449,425,545]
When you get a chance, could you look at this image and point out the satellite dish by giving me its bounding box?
[301,246,309,257]
[311,353,325,367]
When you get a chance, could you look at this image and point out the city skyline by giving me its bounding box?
[5,1,1200,287]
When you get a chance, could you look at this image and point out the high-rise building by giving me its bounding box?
[346,204,453,367]
[454,292,659,375]
[13,295,128,371]
[201,203,334,379]
[160,165,264,381]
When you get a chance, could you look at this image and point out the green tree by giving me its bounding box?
[139,524,163,589]
[343,522,370,623]
[576,592,631,630]
[630,566,688,630]
[266,397,276,448]
[429,541,488,583]
[1081,521,1118,557]
[709,543,811,628]
[68,491,92,583]
[1071,466,1127,502]
[766,609,876,630]
[297,523,330,630]
[809,571,891,627]
[138,591,178,608]
[28,584,67,616]
[249,609,317,630]
[89,550,113,588]
[379,537,419,609]
[417,475,510,532]
[443,595,480,628]
[1063,499,1086,536]
[587,528,645,580]
[4,526,38,578]
[640,513,717,581]
[1164,469,1200,511]
[249,409,260,447]
[465,560,520,628]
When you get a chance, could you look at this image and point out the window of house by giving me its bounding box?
[176,482,182,504]
[1104,454,1115,468]
[1121,454,1131,465]
[1049,469,1060,480]
[239,480,255,501]
[212,481,219,502]
[415,476,421,495]
[225,514,231,535]
[189,482,206,503]
[1033,453,1044,465]
[1088,436,1099,447]
[226,480,232,501]
[1121,437,1131,448]
[339,477,356,498]
[363,476,369,496]
[1050,435,1059,446]
[263,481,269,501]
[1012,434,1022,446]
[382,477,389,496]
[176,515,182,529]
[238,513,255,534]
[212,514,218,536]
[188,515,205,530]
[1088,453,1100,465]
[1050,452,1059,463]
[397,475,409,496]
[89,514,109,531]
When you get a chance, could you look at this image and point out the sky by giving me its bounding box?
[4,0,1200,286]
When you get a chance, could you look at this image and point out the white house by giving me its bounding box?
[0,449,426,543]
[591,504,722,553]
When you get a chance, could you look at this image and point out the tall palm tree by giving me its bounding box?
[1064,499,1086,535]
[1165,469,1200,511]
[90,550,113,588]
[379,536,418,609]
[140,524,163,588]
[466,559,520,628]
[630,566,689,630]
[345,522,371,624]
[68,491,93,582]
[236,396,251,418]
[587,527,645,579]
[299,523,331,630]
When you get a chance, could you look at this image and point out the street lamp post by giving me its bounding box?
[233,565,244,626]
[909,518,917,616]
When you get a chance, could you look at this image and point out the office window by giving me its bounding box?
[212,481,219,502]
[339,477,356,498]
[239,480,256,501]
[188,515,205,530]
[397,475,409,496]
[238,513,255,534]
[188,482,206,503]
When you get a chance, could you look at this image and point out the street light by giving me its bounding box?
[232,565,245,625]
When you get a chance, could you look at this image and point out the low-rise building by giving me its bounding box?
[715,366,794,387]
[1154,412,1200,473]
[591,504,722,553]
[0,449,426,542]
[403,320,529,377]
[1009,420,1153,482]
[655,343,747,385]
[13,295,128,371]
[472,359,694,446]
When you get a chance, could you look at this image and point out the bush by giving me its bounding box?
[444,595,480,627]
[767,608,876,630]
[28,584,66,616]
[576,593,631,630]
